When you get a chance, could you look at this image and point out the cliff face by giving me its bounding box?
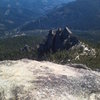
[0,59,100,100]
[38,27,79,53]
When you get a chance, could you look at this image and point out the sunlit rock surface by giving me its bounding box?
[0,59,100,100]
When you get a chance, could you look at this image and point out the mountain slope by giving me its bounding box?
[0,59,100,100]
[0,0,74,32]
[21,0,100,31]
[0,7,36,31]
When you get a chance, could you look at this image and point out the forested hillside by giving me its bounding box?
[0,0,74,32]
[21,0,100,31]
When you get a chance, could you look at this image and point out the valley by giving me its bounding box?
[0,0,74,32]
[0,28,100,70]
[22,0,100,31]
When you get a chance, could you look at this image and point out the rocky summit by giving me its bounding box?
[38,27,79,53]
[0,59,100,100]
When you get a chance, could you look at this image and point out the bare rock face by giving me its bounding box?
[0,59,100,100]
[20,44,31,52]
[38,27,79,53]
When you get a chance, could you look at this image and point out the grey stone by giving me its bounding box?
[38,27,79,53]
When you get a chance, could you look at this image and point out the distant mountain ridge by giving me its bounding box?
[21,0,100,31]
[0,0,74,32]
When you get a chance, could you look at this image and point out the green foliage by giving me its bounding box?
[41,45,100,69]
[0,35,100,70]
[74,49,100,69]
[42,50,70,63]
[0,35,42,60]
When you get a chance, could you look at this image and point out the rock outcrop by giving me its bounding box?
[38,27,79,53]
[20,44,31,52]
[0,59,100,100]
